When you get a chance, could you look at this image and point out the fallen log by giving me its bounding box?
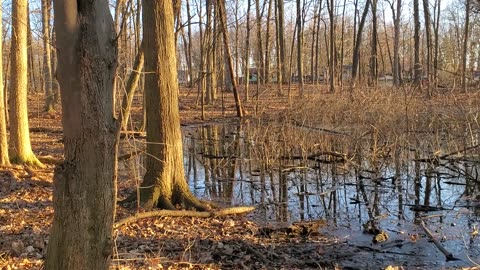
[419,220,458,261]
[114,206,255,229]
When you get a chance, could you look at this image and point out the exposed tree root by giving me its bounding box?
[114,206,255,229]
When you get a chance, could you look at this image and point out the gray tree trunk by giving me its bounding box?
[45,1,118,269]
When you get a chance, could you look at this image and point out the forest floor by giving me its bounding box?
[1,84,479,269]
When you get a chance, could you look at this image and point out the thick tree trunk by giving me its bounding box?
[45,1,118,270]
[9,0,43,167]
[140,0,209,210]
[0,5,9,166]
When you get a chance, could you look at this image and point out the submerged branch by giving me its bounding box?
[419,220,458,261]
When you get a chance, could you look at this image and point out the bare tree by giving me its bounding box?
[42,0,54,112]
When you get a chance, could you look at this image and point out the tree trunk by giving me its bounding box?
[413,0,421,86]
[265,0,273,83]
[120,44,144,131]
[9,0,43,167]
[462,0,470,93]
[0,5,9,166]
[423,0,432,96]
[351,0,371,88]
[245,0,251,100]
[42,0,54,112]
[370,0,378,88]
[139,0,209,210]
[218,0,245,118]
[296,0,304,96]
[255,0,265,84]
[392,0,402,86]
[277,0,287,84]
[46,1,118,269]
[327,0,335,93]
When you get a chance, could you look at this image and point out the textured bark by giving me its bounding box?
[0,6,9,166]
[140,0,208,210]
[45,1,118,269]
[9,0,43,167]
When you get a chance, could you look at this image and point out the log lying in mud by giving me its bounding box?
[114,206,255,229]
[419,220,458,261]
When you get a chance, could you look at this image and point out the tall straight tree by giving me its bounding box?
[139,0,209,210]
[413,0,421,86]
[296,0,304,96]
[9,0,43,167]
[0,3,9,166]
[462,0,470,93]
[45,0,119,269]
[42,0,54,112]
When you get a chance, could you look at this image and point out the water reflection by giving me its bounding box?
[182,122,480,236]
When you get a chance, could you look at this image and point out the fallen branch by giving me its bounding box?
[419,220,458,261]
[114,206,255,229]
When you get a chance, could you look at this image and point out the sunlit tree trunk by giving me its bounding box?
[139,0,209,210]
[296,0,304,96]
[0,5,9,166]
[45,0,118,269]
[255,0,265,84]
[276,0,287,84]
[219,0,245,118]
[265,0,273,83]
[245,0,251,100]
[351,0,371,88]
[9,0,43,167]
[423,0,432,96]
[42,0,54,112]
[327,0,335,93]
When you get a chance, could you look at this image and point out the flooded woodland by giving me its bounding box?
[113,86,480,269]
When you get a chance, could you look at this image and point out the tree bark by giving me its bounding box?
[46,1,118,269]
[0,5,9,166]
[139,0,209,210]
[9,0,43,167]
[392,0,402,86]
[296,0,304,96]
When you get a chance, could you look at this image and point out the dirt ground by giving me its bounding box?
[1,85,479,269]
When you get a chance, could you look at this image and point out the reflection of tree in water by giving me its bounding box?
[183,121,477,233]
